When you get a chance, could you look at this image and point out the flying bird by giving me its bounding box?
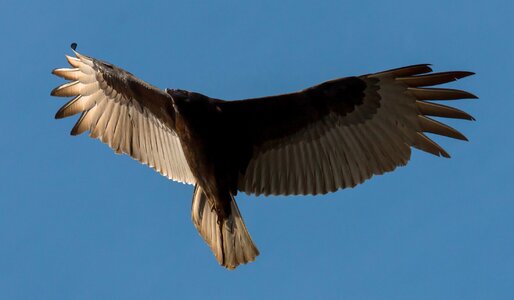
[51,44,476,269]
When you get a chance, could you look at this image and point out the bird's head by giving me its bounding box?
[166,88,190,106]
[166,88,216,117]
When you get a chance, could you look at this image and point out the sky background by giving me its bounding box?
[1,0,513,299]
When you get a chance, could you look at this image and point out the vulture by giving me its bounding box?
[51,44,476,269]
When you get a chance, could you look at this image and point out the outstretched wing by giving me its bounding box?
[221,65,476,196]
[51,46,195,184]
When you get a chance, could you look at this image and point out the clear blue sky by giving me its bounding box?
[1,0,513,299]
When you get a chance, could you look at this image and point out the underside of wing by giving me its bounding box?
[228,65,476,196]
[51,46,196,184]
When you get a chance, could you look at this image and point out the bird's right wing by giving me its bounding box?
[220,65,476,196]
[51,46,196,184]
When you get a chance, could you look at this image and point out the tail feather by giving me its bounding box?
[191,185,259,269]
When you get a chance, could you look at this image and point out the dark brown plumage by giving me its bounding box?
[51,46,476,269]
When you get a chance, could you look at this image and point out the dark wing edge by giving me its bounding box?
[51,47,196,184]
[228,65,476,196]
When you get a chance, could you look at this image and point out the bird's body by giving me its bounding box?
[51,45,476,269]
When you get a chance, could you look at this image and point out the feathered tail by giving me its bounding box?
[191,185,259,269]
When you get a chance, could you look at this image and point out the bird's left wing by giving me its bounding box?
[219,65,476,196]
[51,46,195,184]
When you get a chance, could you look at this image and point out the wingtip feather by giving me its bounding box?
[419,115,468,141]
[374,64,433,77]
[409,87,478,100]
[413,132,451,158]
[416,101,475,121]
[50,81,80,97]
[70,111,90,136]
[397,71,476,87]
